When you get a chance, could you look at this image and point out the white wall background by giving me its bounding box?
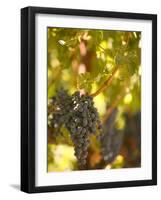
[0,0,160,199]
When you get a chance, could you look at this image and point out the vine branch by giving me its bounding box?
[101,33,132,120]
[90,66,119,97]
[102,79,130,122]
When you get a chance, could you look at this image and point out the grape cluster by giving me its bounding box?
[123,112,141,166]
[99,109,124,164]
[49,89,72,137]
[49,89,102,168]
[67,91,102,167]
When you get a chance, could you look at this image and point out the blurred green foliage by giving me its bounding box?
[47,27,141,171]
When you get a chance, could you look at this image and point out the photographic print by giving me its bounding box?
[47,28,141,172]
[21,7,157,193]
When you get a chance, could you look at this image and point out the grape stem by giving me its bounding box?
[90,66,119,97]
[102,79,130,122]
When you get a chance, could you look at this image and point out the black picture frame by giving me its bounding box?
[21,6,157,193]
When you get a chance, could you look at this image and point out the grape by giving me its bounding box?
[99,109,124,164]
[49,89,102,168]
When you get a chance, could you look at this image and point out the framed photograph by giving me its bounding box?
[21,6,157,193]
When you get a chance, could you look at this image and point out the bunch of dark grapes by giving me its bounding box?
[99,109,124,164]
[49,89,102,168]
[122,112,141,167]
[66,91,102,168]
[124,112,141,151]
[49,89,72,137]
